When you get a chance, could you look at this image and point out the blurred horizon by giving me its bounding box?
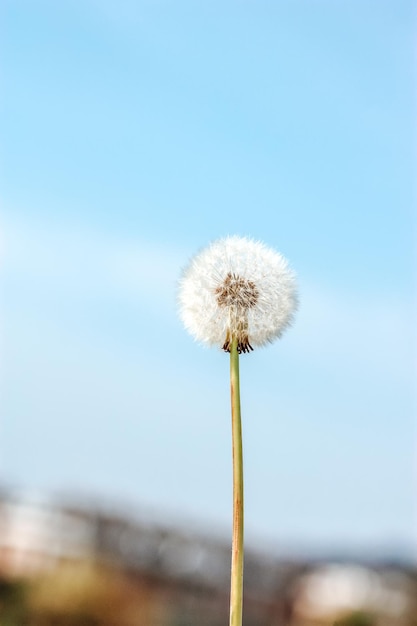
[1,486,416,625]
[0,482,414,565]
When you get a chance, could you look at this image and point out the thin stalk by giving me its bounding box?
[229,337,244,626]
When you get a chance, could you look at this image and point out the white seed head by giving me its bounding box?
[178,236,298,353]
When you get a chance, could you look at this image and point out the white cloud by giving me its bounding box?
[2,213,185,311]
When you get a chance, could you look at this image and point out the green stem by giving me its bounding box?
[229,337,244,626]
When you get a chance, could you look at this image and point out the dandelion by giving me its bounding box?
[179,235,297,353]
[178,236,298,626]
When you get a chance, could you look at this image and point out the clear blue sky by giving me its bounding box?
[0,0,415,559]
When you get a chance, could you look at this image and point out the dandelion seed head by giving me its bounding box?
[178,236,298,352]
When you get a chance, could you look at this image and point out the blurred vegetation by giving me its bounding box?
[0,562,165,626]
[0,560,416,626]
[0,561,228,626]
[334,612,376,626]
[0,578,29,625]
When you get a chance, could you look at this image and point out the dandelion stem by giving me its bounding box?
[229,336,244,626]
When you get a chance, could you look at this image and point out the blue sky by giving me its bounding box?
[0,0,415,558]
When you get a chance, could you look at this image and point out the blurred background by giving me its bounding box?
[0,0,415,624]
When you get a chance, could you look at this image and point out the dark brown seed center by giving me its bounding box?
[214,273,258,354]
[215,272,259,309]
